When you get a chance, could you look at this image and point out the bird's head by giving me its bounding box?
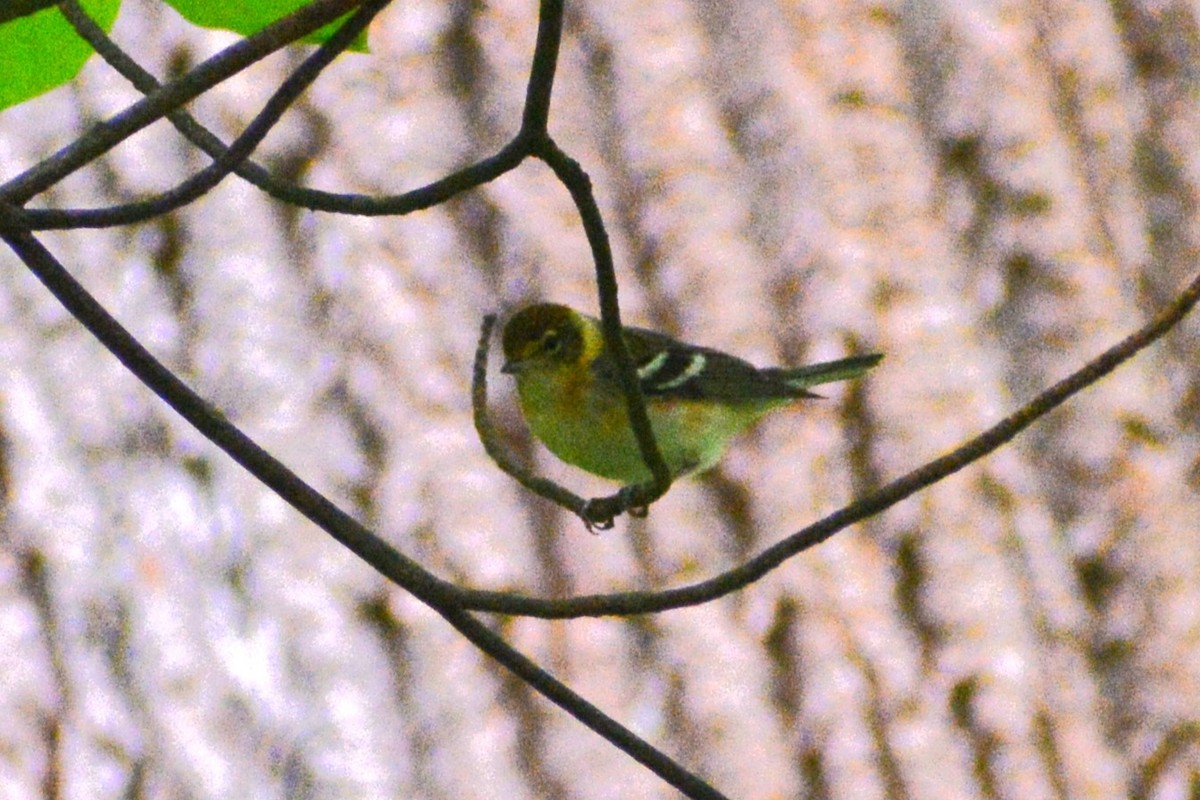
[501,303,586,375]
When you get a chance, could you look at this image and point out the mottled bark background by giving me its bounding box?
[2,1,1199,798]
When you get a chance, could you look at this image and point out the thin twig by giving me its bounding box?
[15,0,389,230]
[0,0,366,203]
[55,0,532,217]
[451,267,1200,617]
[0,205,458,607]
[520,0,564,135]
[471,314,605,528]
[0,211,728,800]
[534,138,674,519]
[467,0,672,527]
[0,0,729,789]
[519,0,672,521]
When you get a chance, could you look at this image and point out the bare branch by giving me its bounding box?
[0,0,368,203]
[14,0,389,230]
[0,207,457,606]
[0,210,728,800]
[519,0,564,136]
[535,138,674,515]
[452,266,1200,617]
[0,0,58,25]
[54,0,531,217]
[471,314,606,528]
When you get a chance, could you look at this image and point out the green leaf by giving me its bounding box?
[165,0,369,52]
[0,0,121,112]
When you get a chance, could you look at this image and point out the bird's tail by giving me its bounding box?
[767,353,884,392]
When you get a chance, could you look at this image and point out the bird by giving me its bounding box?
[500,303,882,485]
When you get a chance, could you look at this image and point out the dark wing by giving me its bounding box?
[592,324,816,401]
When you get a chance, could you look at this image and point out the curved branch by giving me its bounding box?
[2,3,734,797]
[15,0,388,230]
[535,138,674,518]
[34,0,575,224]
[0,205,726,800]
[0,0,367,204]
[472,314,614,528]
[452,267,1200,617]
[47,1,532,219]
[0,205,460,608]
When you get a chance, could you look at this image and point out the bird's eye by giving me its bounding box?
[541,330,561,353]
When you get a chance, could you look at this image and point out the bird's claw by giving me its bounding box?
[580,499,616,533]
[579,484,651,531]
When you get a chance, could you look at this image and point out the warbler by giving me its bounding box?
[500,303,883,485]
